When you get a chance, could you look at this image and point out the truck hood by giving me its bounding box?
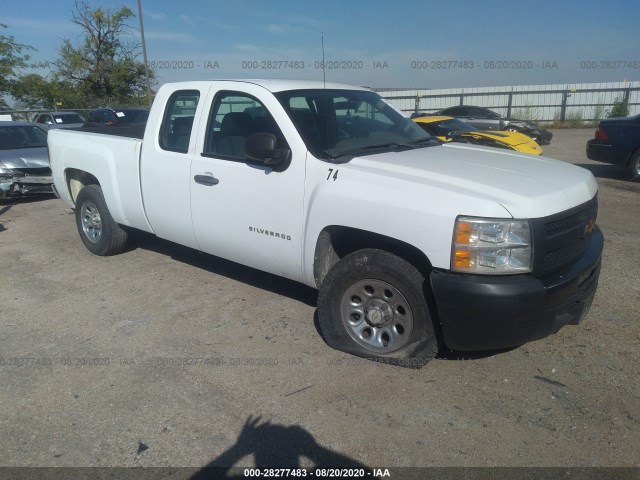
[346,143,597,218]
[0,147,50,169]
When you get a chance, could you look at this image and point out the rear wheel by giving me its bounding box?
[317,249,439,368]
[75,185,128,255]
[628,150,640,181]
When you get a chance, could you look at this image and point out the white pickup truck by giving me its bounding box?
[49,80,603,367]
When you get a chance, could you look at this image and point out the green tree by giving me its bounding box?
[53,1,153,108]
[608,94,630,118]
[0,24,34,109]
[11,74,84,109]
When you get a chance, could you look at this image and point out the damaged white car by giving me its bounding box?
[0,122,53,200]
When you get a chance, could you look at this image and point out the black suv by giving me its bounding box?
[434,105,552,145]
[84,108,149,127]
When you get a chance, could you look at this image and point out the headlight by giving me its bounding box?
[451,217,532,274]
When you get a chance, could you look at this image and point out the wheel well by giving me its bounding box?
[313,226,433,287]
[65,169,100,204]
[627,146,640,165]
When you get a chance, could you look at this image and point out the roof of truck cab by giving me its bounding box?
[166,79,371,93]
[241,79,371,92]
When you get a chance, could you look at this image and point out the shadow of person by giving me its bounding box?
[191,415,375,479]
[0,205,12,217]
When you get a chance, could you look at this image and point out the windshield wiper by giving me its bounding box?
[328,137,439,160]
[361,142,418,150]
[333,142,421,159]
[409,137,439,145]
[329,143,403,159]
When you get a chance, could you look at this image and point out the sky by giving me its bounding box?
[3,0,640,90]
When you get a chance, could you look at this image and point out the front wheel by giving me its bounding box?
[75,184,128,255]
[317,249,439,368]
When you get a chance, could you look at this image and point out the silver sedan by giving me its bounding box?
[0,121,53,199]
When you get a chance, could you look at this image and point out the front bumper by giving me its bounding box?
[532,128,553,145]
[0,175,54,197]
[430,226,603,351]
[586,139,629,166]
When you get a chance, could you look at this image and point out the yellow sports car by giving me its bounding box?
[413,115,542,155]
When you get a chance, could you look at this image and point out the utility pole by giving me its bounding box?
[137,0,153,108]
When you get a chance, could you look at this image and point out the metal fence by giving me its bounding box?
[376,81,640,124]
[0,109,93,123]
[3,81,639,126]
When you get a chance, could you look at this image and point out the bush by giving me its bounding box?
[590,103,606,127]
[512,104,539,122]
[608,95,629,118]
[564,110,584,128]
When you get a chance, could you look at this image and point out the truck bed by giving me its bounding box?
[48,128,152,233]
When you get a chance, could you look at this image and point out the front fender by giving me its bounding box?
[301,158,509,287]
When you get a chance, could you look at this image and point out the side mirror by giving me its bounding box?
[245,132,288,165]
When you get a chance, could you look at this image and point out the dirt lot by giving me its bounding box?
[0,129,638,473]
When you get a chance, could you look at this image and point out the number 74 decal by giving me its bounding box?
[326,169,339,181]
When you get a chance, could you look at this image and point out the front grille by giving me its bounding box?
[11,167,52,176]
[532,196,598,276]
[542,238,588,269]
[545,210,588,235]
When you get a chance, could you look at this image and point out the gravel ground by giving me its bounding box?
[0,129,638,474]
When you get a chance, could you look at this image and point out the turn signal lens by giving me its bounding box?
[455,221,472,244]
[454,250,471,269]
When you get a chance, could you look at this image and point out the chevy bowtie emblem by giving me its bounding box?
[585,218,595,234]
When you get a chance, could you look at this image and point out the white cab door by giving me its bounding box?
[189,82,307,281]
[140,84,211,249]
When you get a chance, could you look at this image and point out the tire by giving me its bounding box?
[75,184,128,255]
[628,150,640,181]
[317,249,439,368]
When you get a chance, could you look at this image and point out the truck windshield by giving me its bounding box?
[275,89,436,160]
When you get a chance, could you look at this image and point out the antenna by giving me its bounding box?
[321,32,326,88]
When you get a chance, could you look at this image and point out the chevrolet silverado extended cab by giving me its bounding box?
[49,80,603,367]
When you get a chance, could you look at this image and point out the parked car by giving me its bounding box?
[586,114,640,179]
[413,115,542,155]
[433,105,553,145]
[0,121,53,199]
[33,111,85,131]
[84,108,149,127]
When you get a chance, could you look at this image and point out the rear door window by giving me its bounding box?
[159,90,200,153]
